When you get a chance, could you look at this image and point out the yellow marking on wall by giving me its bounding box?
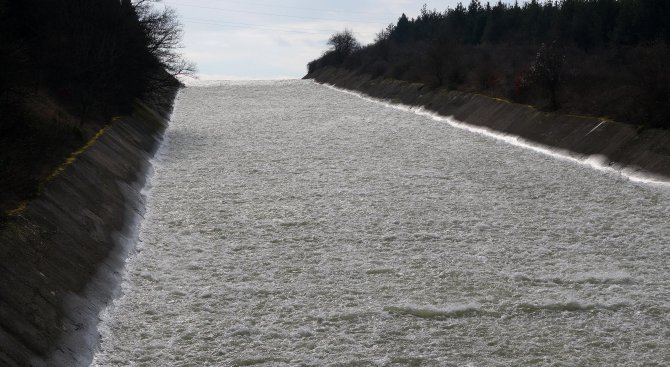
[44,123,114,182]
[5,116,123,218]
[6,201,29,217]
[471,92,514,104]
[565,114,592,120]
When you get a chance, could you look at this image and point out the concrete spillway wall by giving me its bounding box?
[307,67,670,182]
[0,94,176,367]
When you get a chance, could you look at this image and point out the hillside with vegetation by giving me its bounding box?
[0,0,193,220]
[307,0,670,130]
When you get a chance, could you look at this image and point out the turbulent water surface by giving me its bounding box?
[93,80,670,366]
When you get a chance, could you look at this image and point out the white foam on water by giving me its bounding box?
[513,270,634,285]
[384,303,482,319]
[570,271,634,285]
[516,298,630,313]
[186,79,299,87]
[91,96,176,367]
[92,81,670,366]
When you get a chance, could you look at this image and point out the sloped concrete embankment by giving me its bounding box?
[0,96,175,367]
[307,67,670,181]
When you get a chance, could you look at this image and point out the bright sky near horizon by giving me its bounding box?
[160,0,512,80]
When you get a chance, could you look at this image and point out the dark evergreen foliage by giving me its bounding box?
[2,0,191,117]
[373,0,669,47]
[308,0,670,129]
[0,0,192,218]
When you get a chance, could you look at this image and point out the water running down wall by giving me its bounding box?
[306,67,670,184]
[0,95,176,367]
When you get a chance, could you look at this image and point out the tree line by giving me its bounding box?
[308,0,670,129]
[1,0,193,118]
[0,0,193,218]
[380,0,668,48]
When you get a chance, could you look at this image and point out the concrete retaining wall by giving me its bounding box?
[0,94,176,367]
[307,67,670,181]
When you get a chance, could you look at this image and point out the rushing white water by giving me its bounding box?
[93,80,670,366]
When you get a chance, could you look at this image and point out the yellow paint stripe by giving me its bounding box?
[44,124,112,182]
[5,116,122,217]
[6,201,29,217]
[471,92,514,104]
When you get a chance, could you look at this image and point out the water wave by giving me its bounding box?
[516,299,629,313]
[384,303,482,319]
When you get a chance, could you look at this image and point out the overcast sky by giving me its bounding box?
[159,0,510,80]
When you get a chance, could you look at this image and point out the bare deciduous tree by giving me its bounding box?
[131,0,196,78]
[328,29,361,62]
